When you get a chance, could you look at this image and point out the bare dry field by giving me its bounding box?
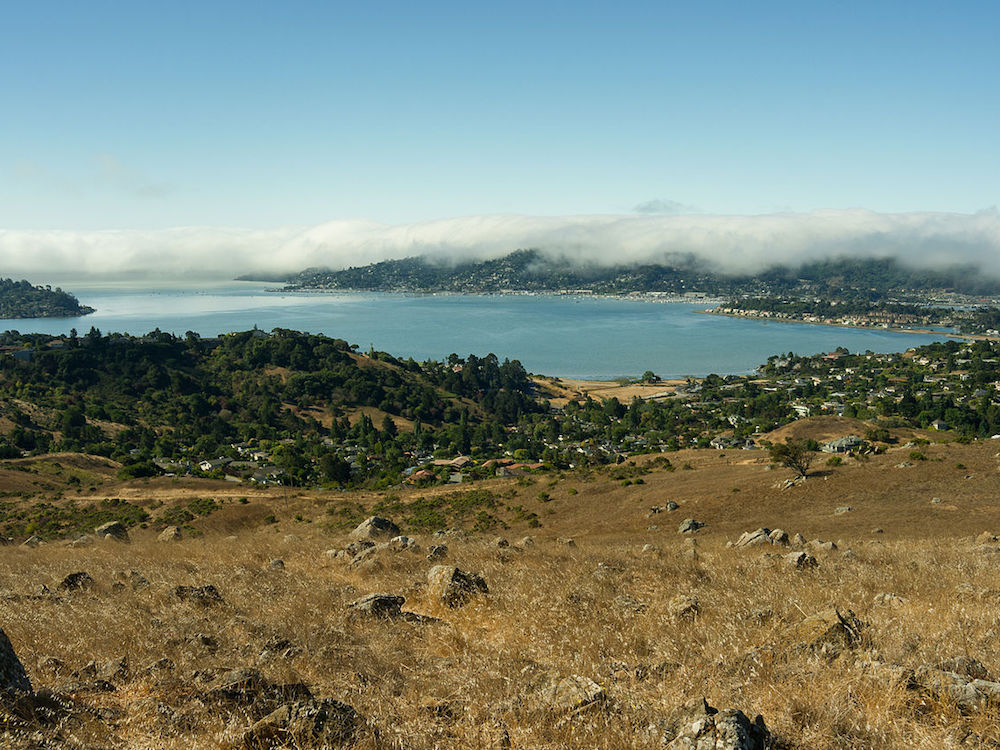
[533,376,687,406]
[3,438,1000,747]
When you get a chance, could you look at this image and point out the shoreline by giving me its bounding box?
[264,286,727,305]
[695,309,998,342]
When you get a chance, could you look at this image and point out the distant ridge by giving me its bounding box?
[272,251,1000,299]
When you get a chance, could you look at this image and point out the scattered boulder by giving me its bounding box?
[792,533,806,546]
[493,536,509,548]
[668,595,699,622]
[158,526,182,543]
[540,675,605,712]
[678,519,705,534]
[427,565,488,608]
[243,697,363,749]
[94,521,130,542]
[268,559,285,571]
[518,536,535,547]
[126,570,150,590]
[784,551,818,570]
[349,516,400,542]
[641,544,661,554]
[791,608,864,657]
[732,528,771,548]
[21,536,43,548]
[0,625,33,696]
[808,539,838,552]
[834,506,852,515]
[426,544,448,562]
[666,501,680,511]
[174,585,225,606]
[68,535,93,548]
[556,537,576,547]
[348,594,405,620]
[388,535,418,552]
[345,540,374,558]
[659,697,772,750]
[768,529,789,545]
[907,666,1000,713]
[58,572,95,592]
[937,656,993,682]
[206,669,312,718]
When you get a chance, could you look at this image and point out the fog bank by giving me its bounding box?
[1,208,998,280]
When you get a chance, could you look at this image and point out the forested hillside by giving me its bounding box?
[0,278,94,318]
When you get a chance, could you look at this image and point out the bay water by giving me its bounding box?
[2,281,950,380]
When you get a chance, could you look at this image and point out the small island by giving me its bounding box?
[0,278,94,319]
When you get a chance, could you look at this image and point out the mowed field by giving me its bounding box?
[3,432,1000,747]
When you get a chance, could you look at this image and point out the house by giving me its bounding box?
[199,458,232,473]
[821,436,863,453]
[931,419,948,431]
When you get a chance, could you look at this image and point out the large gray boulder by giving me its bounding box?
[95,521,130,542]
[0,626,33,697]
[662,698,772,749]
[243,697,362,749]
[349,517,400,542]
[427,565,488,608]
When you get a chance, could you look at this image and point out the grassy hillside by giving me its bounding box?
[3,438,1000,747]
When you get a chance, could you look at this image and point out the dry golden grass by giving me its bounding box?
[4,440,1000,747]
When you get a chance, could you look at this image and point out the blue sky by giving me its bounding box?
[0,0,997,234]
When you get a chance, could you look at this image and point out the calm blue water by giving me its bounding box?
[1,281,951,380]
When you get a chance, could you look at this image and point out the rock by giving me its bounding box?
[58,571,95,592]
[243,697,362,749]
[666,501,680,511]
[678,519,705,534]
[127,570,150,590]
[174,585,224,606]
[388,535,417,552]
[648,506,665,516]
[518,536,535,547]
[834,506,852,515]
[792,533,806,546]
[206,669,312,717]
[931,497,942,504]
[976,531,998,545]
[348,594,405,619]
[97,656,129,682]
[349,545,380,567]
[791,608,864,657]
[808,539,838,552]
[158,526,182,542]
[36,656,66,677]
[349,516,400,542]
[907,666,1000,713]
[268,559,285,571]
[345,540,374,558]
[0,626,33,696]
[21,536,43,548]
[733,528,771,547]
[540,675,606,712]
[556,537,576,547]
[427,565,488,608]
[426,544,448,562]
[68,534,93,548]
[641,544,661,554]
[872,528,884,534]
[661,697,771,749]
[937,656,993,682]
[784,551,818,569]
[669,595,699,622]
[493,536,509,548]
[94,521,130,542]
[896,461,913,468]
[768,529,789,545]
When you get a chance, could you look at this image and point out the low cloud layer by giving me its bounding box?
[1,208,998,280]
